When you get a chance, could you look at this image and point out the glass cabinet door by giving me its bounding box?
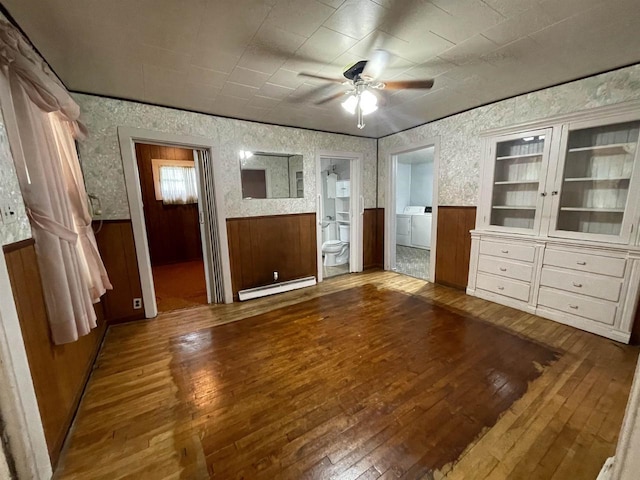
[551,120,640,241]
[487,129,551,232]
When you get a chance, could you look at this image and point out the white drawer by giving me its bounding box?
[543,249,626,278]
[540,266,622,302]
[538,287,617,326]
[479,240,535,263]
[478,255,533,283]
[477,273,530,302]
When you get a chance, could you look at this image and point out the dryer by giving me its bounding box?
[396,206,432,250]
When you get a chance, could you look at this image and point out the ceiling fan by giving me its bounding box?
[298,49,435,129]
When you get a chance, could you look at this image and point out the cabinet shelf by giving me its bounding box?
[494,180,539,185]
[559,207,624,213]
[495,153,543,161]
[336,211,350,215]
[492,205,537,210]
[563,176,631,183]
[567,142,635,155]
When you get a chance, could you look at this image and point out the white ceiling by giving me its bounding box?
[4,0,640,138]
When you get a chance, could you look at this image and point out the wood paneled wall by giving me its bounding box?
[364,208,384,269]
[435,206,477,290]
[3,240,106,466]
[93,220,144,322]
[135,143,202,266]
[226,213,316,297]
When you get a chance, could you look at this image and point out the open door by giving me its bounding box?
[194,149,226,303]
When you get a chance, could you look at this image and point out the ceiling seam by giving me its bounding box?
[376,60,640,140]
[68,90,378,140]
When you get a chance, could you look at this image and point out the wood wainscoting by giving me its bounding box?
[435,206,477,290]
[134,143,202,266]
[3,239,107,466]
[93,220,144,322]
[364,208,384,269]
[226,213,316,298]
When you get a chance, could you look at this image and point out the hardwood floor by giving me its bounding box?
[54,270,639,480]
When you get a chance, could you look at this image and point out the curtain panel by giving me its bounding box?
[159,165,198,204]
[0,19,112,344]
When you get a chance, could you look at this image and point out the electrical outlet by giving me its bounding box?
[273,271,279,281]
[133,298,142,309]
[1,204,17,224]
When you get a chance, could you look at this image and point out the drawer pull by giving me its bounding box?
[499,267,507,272]
[501,249,509,254]
[569,304,579,309]
[576,261,587,266]
[497,286,504,290]
[572,282,583,288]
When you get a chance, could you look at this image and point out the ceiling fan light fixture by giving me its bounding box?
[359,90,378,115]
[341,94,358,115]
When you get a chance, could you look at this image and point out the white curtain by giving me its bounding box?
[0,19,112,344]
[160,165,198,204]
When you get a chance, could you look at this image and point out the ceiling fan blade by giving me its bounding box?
[289,83,337,104]
[374,89,389,108]
[298,72,345,83]
[363,49,390,80]
[315,91,348,105]
[383,79,434,90]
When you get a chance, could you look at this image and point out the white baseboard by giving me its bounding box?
[238,276,317,301]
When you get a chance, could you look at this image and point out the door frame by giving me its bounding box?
[118,127,233,318]
[315,150,364,282]
[385,138,440,282]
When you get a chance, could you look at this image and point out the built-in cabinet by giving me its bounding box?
[336,180,350,226]
[469,103,640,343]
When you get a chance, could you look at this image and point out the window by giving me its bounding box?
[151,159,198,204]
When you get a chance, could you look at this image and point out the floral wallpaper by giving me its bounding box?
[3,64,640,247]
[74,93,378,220]
[378,64,640,207]
[0,108,29,245]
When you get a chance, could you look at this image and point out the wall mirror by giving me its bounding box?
[239,151,304,199]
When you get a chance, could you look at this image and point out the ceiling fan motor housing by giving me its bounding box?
[343,60,367,81]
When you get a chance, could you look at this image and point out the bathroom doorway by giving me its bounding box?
[386,142,439,282]
[316,152,364,282]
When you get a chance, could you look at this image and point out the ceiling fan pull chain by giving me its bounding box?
[357,100,365,129]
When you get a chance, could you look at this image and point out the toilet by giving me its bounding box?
[322,224,350,266]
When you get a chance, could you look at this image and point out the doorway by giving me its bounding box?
[316,151,364,282]
[386,142,439,282]
[134,143,208,312]
[119,127,233,318]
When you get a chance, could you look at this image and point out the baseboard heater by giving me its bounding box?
[238,276,317,301]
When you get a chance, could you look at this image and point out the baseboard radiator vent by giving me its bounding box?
[238,276,317,301]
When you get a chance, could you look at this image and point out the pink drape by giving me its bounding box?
[0,19,112,344]
[50,113,112,301]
